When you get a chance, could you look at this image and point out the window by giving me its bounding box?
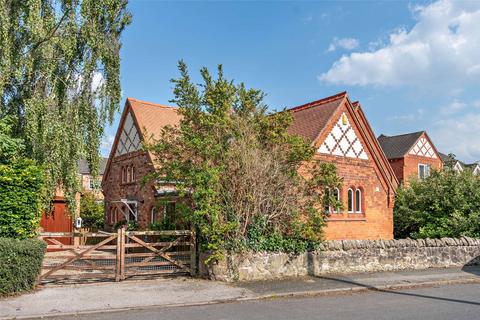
[355,189,362,213]
[418,164,431,180]
[151,207,159,223]
[131,166,136,182]
[347,188,354,213]
[110,207,118,225]
[324,188,331,214]
[121,166,127,183]
[333,188,340,213]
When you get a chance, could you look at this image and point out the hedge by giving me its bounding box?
[0,159,45,239]
[0,238,46,296]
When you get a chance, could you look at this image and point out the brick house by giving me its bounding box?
[102,93,398,239]
[378,131,443,185]
[78,157,108,201]
[439,152,480,175]
[288,92,398,240]
[102,98,181,229]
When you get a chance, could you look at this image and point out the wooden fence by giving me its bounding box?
[38,228,196,283]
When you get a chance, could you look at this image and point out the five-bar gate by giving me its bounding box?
[38,228,196,283]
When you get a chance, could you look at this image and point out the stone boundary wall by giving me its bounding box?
[200,237,480,282]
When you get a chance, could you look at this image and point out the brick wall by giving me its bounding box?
[304,102,394,241]
[102,151,157,229]
[402,154,443,185]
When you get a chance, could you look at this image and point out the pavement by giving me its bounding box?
[1,266,480,320]
[44,283,480,320]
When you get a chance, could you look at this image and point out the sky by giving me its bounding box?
[101,0,480,163]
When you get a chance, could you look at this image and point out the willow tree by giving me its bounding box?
[0,0,131,205]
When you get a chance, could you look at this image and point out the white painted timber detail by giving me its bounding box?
[317,112,369,160]
[408,137,437,158]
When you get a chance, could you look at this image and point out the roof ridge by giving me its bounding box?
[287,91,347,113]
[127,97,177,109]
[378,130,425,139]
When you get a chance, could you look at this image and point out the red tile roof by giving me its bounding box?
[287,92,346,143]
[127,98,182,142]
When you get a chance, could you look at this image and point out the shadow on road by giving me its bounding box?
[316,274,480,306]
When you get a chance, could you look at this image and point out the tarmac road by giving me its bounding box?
[44,283,480,320]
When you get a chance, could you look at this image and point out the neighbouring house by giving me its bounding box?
[40,158,108,235]
[377,131,443,185]
[102,93,399,240]
[78,157,108,200]
[439,152,480,175]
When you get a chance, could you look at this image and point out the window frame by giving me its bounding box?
[347,188,354,213]
[332,187,340,213]
[355,188,362,213]
[418,163,431,180]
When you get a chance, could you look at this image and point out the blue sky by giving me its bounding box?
[102,0,480,163]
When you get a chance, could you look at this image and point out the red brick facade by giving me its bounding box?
[296,99,397,240]
[379,132,443,186]
[103,94,398,239]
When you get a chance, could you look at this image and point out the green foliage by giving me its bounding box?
[0,117,45,239]
[147,62,341,259]
[0,116,25,163]
[113,220,137,231]
[394,169,480,239]
[79,193,104,230]
[0,0,131,208]
[0,238,46,296]
[0,160,45,238]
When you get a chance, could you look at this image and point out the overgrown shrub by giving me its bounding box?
[80,193,104,230]
[0,238,46,296]
[147,62,341,260]
[394,170,480,239]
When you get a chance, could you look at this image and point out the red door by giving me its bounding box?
[40,198,73,246]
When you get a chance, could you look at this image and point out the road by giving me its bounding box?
[46,283,480,320]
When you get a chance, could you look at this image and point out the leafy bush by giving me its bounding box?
[0,159,45,239]
[80,193,104,230]
[394,169,480,239]
[0,238,46,296]
[148,62,341,260]
[0,116,46,239]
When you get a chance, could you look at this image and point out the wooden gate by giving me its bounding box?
[38,228,196,283]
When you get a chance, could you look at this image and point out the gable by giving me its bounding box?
[318,112,368,160]
[408,136,438,159]
[115,111,141,156]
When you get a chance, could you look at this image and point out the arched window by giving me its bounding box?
[151,207,158,223]
[347,188,354,213]
[131,166,136,182]
[127,165,132,182]
[333,188,340,213]
[324,187,331,214]
[355,189,362,213]
[121,166,126,183]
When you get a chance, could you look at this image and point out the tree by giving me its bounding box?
[147,62,341,259]
[394,170,480,239]
[0,0,131,206]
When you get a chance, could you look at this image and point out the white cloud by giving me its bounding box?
[440,100,466,115]
[319,0,480,89]
[431,109,480,162]
[388,108,425,121]
[327,37,360,52]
